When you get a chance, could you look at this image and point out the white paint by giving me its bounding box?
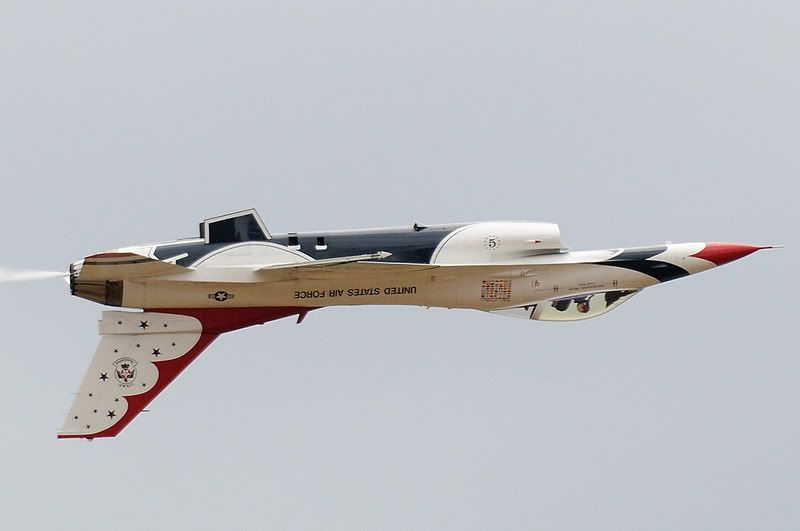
[191,242,312,268]
[431,222,562,264]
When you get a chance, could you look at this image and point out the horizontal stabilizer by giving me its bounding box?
[77,252,191,281]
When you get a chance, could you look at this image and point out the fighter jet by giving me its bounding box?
[59,209,777,439]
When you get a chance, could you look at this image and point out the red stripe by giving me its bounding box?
[691,242,765,266]
[149,306,316,334]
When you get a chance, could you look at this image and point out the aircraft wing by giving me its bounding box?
[256,257,439,281]
[77,252,190,281]
[256,251,394,270]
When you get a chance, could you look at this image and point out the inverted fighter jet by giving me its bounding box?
[59,209,776,439]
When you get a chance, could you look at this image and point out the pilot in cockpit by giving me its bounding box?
[574,295,594,314]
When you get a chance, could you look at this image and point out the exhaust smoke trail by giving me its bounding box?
[0,268,68,282]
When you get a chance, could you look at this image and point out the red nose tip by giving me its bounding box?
[691,242,768,266]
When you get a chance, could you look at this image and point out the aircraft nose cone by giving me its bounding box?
[691,242,768,266]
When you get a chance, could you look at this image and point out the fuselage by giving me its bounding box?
[69,217,769,322]
[58,213,774,439]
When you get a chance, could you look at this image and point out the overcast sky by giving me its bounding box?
[0,2,797,530]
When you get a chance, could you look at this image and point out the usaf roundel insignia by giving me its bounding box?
[208,290,235,302]
[113,357,138,386]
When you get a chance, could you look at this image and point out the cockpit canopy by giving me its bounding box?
[199,209,271,244]
[536,289,639,321]
[490,289,640,321]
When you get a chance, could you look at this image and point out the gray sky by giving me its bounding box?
[1,2,797,530]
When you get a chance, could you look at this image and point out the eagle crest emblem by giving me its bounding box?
[113,357,137,386]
